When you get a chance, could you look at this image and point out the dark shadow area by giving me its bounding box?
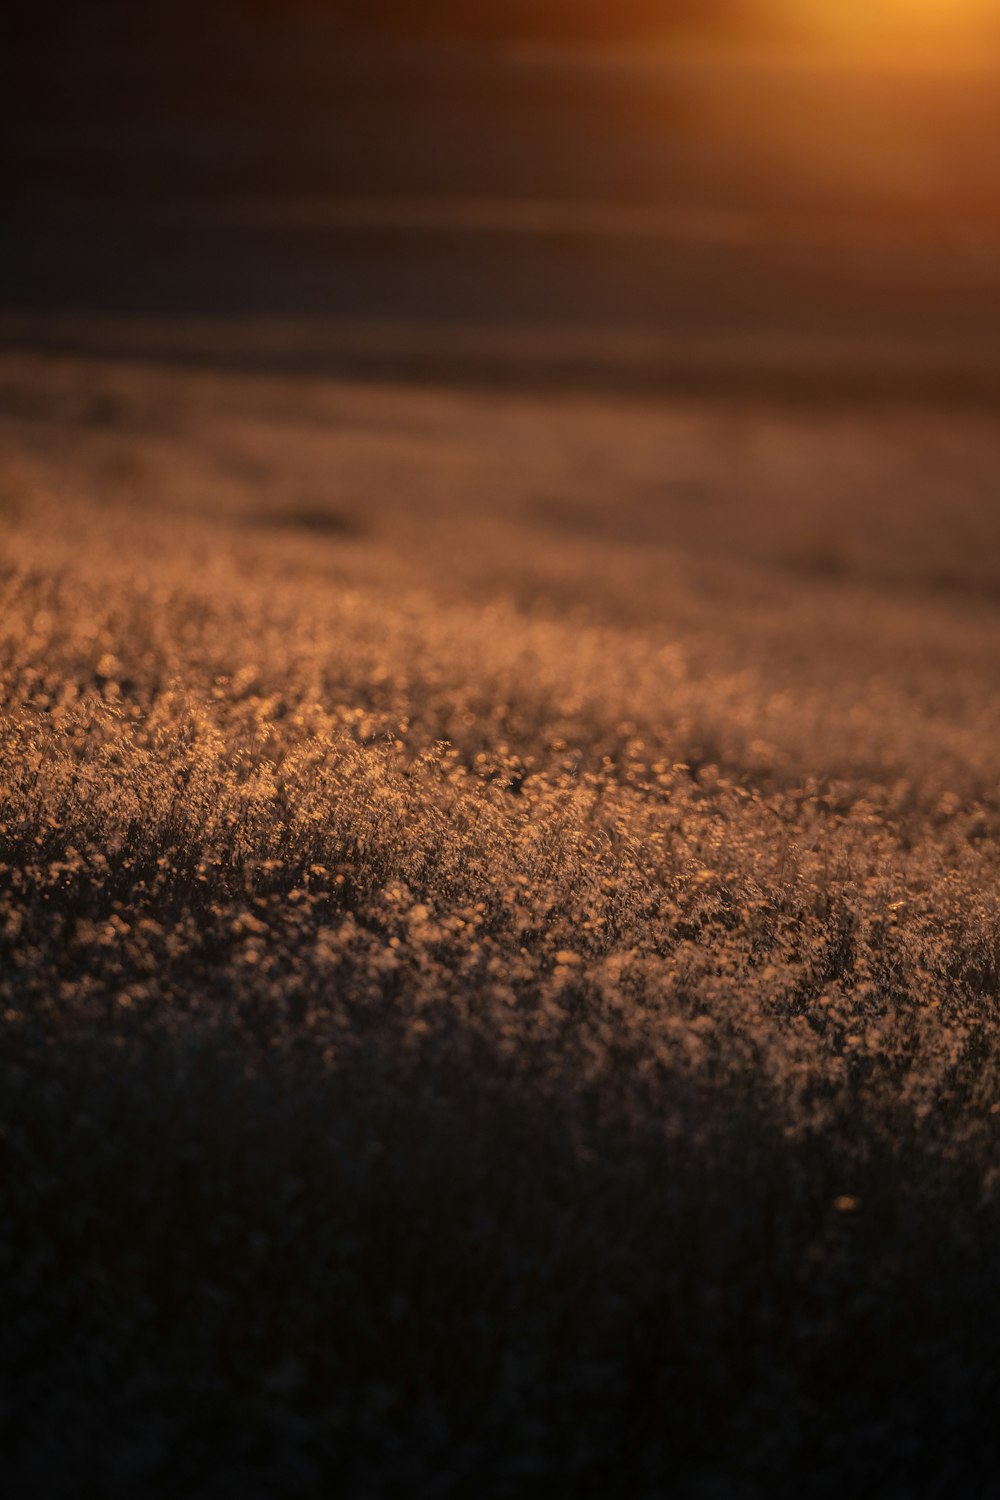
[3,909,998,1499]
[251,503,369,538]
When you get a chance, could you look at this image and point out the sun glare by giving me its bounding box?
[768,0,998,60]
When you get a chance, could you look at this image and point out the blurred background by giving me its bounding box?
[5,0,1000,401]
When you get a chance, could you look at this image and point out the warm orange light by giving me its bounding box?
[764,0,998,60]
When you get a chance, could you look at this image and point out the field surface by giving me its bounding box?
[6,18,1000,1494]
[2,346,1000,1495]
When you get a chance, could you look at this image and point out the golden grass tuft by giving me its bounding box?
[2,351,1000,1494]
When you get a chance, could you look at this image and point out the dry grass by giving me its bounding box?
[2,350,1000,1497]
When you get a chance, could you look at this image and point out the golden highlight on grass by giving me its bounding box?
[2,351,999,1494]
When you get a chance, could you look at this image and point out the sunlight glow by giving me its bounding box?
[766,0,998,61]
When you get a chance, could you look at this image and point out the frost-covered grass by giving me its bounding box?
[2,352,1000,1497]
